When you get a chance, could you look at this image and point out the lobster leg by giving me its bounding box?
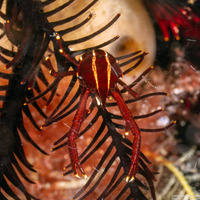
[55,33,79,66]
[110,89,141,182]
[67,88,91,177]
[117,78,140,98]
[44,56,76,77]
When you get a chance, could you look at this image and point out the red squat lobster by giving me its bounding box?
[39,33,174,183]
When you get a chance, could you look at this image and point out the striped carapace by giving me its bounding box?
[78,49,123,108]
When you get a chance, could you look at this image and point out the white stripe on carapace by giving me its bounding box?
[92,50,99,91]
[105,51,111,91]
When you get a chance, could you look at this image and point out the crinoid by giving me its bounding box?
[0,0,175,199]
[145,0,200,41]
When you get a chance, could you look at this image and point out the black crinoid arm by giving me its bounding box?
[0,0,174,200]
[0,0,53,199]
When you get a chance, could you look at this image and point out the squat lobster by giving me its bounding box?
[38,33,172,182]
